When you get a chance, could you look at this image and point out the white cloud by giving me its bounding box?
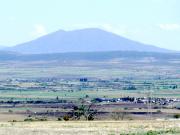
[31,24,47,37]
[159,24,180,31]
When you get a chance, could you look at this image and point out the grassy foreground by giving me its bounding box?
[0,120,179,135]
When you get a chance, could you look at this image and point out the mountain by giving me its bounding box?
[6,28,170,54]
[0,46,6,50]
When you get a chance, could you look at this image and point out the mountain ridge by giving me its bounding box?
[5,28,171,54]
[0,50,180,62]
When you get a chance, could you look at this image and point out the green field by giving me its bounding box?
[0,58,179,122]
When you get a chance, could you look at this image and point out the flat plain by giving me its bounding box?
[0,120,180,135]
[0,53,180,134]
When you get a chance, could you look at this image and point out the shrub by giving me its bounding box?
[58,117,62,121]
[63,115,70,121]
[87,114,94,121]
[173,114,180,119]
[38,118,47,121]
[8,120,17,122]
[156,110,162,114]
[8,110,13,113]
[146,130,159,135]
[85,95,89,98]
[24,118,34,122]
[24,117,47,122]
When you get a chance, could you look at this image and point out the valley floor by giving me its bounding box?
[0,120,179,135]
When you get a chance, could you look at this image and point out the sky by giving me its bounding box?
[0,0,180,51]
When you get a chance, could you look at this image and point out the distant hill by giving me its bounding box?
[6,28,171,54]
[0,51,20,61]
[0,51,179,62]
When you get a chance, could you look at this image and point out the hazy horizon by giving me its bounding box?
[0,0,180,51]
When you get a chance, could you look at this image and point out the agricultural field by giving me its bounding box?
[0,57,179,122]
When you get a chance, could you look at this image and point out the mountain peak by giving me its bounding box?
[6,28,170,54]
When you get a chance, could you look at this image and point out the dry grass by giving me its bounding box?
[0,120,179,135]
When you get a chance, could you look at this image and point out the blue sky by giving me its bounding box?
[0,0,180,50]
